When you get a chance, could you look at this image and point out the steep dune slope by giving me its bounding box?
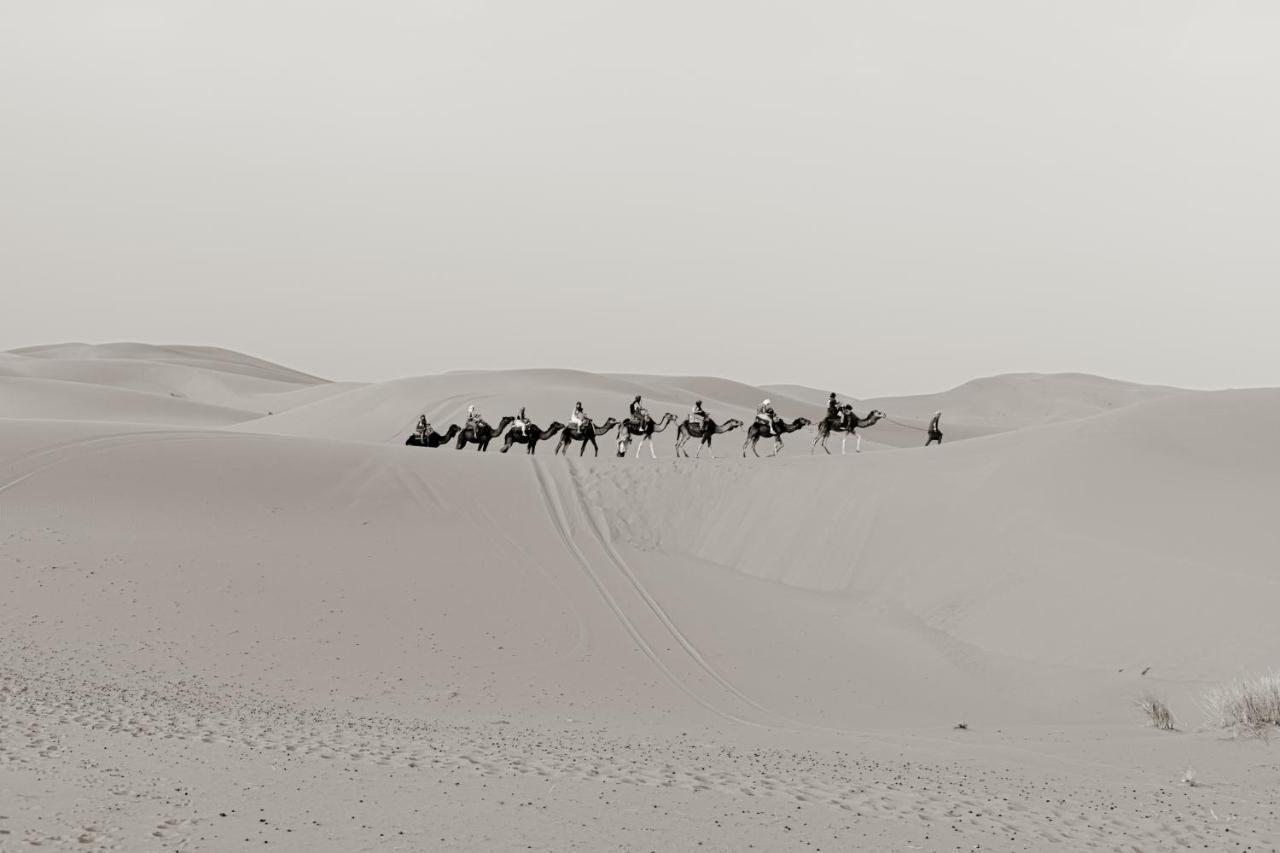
[0,420,684,722]
[582,390,1280,696]
[5,388,1276,730]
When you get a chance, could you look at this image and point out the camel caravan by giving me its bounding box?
[406,394,931,458]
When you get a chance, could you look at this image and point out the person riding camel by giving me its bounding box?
[466,404,485,429]
[756,399,777,435]
[570,401,589,429]
[690,400,708,430]
[629,395,648,429]
[512,406,530,438]
[627,394,650,427]
[416,414,434,443]
[827,392,851,430]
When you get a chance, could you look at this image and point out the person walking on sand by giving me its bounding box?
[926,411,943,446]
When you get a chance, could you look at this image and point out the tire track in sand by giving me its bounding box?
[0,430,232,497]
[530,458,770,728]
[563,462,795,728]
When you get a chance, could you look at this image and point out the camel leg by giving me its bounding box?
[856,434,862,453]
[648,438,656,460]
[840,435,847,455]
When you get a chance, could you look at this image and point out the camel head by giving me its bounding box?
[794,417,812,428]
[866,409,886,424]
[721,418,744,432]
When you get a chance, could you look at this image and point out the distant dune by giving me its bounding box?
[2,343,1277,852]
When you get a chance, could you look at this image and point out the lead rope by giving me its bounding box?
[882,415,929,432]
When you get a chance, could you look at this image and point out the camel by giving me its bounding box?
[674,417,743,459]
[811,407,886,455]
[404,424,460,448]
[499,421,565,455]
[554,417,619,457]
[456,415,514,451]
[616,412,677,459]
[742,416,811,458]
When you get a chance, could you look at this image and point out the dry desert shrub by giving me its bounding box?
[1135,692,1176,731]
[1201,671,1280,737]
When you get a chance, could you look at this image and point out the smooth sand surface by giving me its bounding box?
[2,344,1278,851]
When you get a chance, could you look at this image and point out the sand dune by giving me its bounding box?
[11,342,328,385]
[1,344,355,425]
[2,345,1277,852]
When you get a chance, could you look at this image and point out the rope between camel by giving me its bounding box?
[883,416,929,432]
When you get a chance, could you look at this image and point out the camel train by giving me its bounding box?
[406,395,902,459]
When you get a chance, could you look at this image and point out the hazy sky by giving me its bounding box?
[4,2,1278,396]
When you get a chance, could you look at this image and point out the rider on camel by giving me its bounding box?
[690,400,709,430]
[756,399,777,435]
[416,414,434,443]
[513,406,530,438]
[629,395,648,429]
[570,401,588,429]
[827,392,850,429]
[466,404,485,429]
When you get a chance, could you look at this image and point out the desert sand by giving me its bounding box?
[2,343,1278,852]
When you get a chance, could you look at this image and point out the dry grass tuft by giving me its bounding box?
[1135,693,1176,731]
[1201,671,1280,737]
